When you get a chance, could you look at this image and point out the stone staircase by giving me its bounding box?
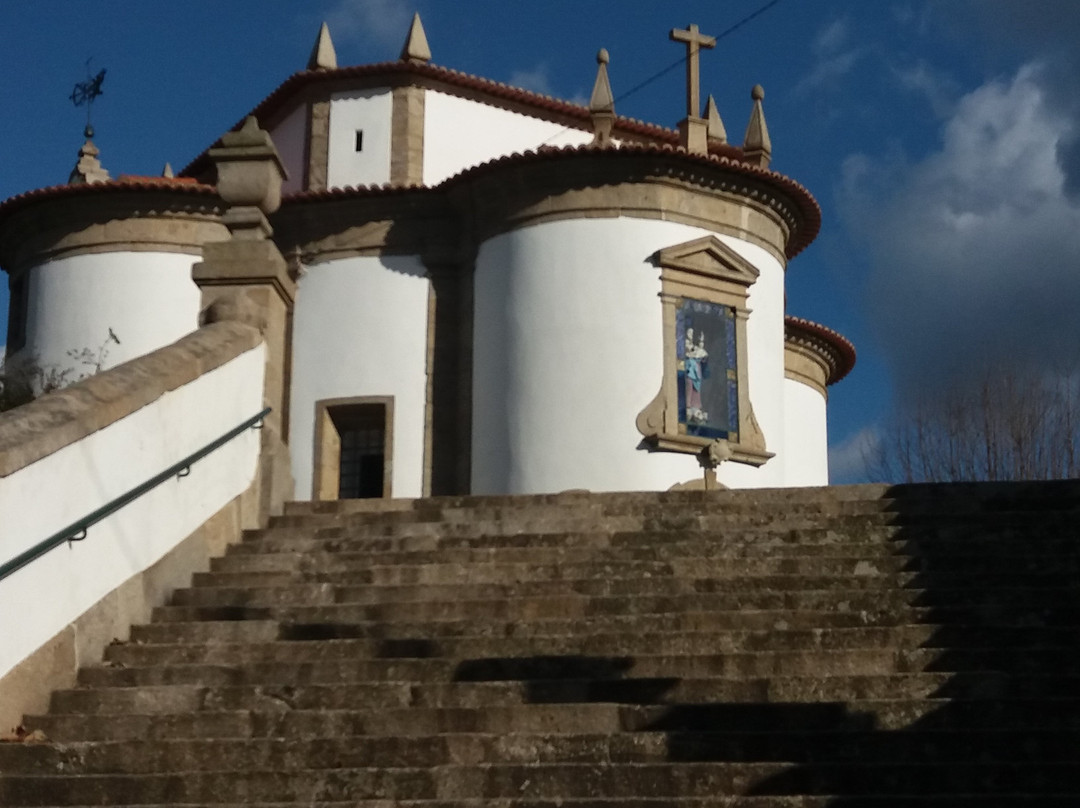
[2,482,1080,805]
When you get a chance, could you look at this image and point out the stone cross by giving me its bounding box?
[669,23,716,122]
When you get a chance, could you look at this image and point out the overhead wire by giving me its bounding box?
[535,0,784,148]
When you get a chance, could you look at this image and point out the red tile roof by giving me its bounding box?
[283,141,822,259]
[785,315,857,384]
[115,174,200,185]
[0,179,218,224]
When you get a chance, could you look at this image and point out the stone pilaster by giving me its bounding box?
[194,116,296,523]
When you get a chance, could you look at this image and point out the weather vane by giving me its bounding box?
[70,59,106,138]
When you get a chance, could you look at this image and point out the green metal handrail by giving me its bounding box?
[0,406,271,583]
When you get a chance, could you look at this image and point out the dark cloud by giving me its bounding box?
[841,64,1080,400]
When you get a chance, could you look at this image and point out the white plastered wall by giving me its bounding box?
[471,217,787,495]
[783,378,830,486]
[21,251,201,379]
[0,345,265,681]
[712,236,787,490]
[289,255,430,499]
[327,88,393,188]
[271,103,309,196]
[423,90,592,186]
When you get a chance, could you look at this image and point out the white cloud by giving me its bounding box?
[843,63,1080,396]
[829,426,881,484]
[814,19,850,55]
[508,65,555,97]
[891,60,960,118]
[795,18,864,94]
[324,0,413,47]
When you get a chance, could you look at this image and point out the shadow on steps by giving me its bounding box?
[449,482,1080,800]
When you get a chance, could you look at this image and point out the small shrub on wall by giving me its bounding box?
[0,332,117,413]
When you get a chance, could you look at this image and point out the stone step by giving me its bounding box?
[170,586,925,617]
[5,759,1080,804]
[100,638,1080,678]
[14,800,1080,808]
[281,488,895,516]
[227,534,914,560]
[245,522,1080,551]
[125,623,942,654]
[263,510,1080,540]
[137,617,1080,654]
[102,643,925,677]
[207,553,919,581]
[194,569,920,593]
[282,479,1080,512]
[228,532,1080,568]
[189,569,1080,602]
[76,662,952,692]
[170,584,1080,630]
[4,729,1080,776]
[278,487,1080,520]
[47,671,1080,716]
[151,605,923,633]
[25,697,1080,745]
[76,661,1080,699]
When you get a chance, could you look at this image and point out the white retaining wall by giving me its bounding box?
[0,343,265,682]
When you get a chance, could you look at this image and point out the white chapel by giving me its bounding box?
[0,15,854,499]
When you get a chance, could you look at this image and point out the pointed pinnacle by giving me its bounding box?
[742,84,772,167]
[705,94,726,144]
[162,162,175,178]
[400,12,431,63]
[308,22,338,70]
[589,49,615,113]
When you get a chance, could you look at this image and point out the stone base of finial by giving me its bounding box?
[590,111,616,147]
[68,140,111,185]
[743,148,772,169]
[223,207,274,240]
[677,117,709,155]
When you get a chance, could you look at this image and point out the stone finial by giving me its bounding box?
[589,48,616,147]
[308,22,338,70]
[208,116,288,239]
[704,94,727,145]
[742,84,772,168]
[68,129,110,185]
[400,12,431,64]
[161,162,175,178]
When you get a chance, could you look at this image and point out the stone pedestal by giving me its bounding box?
[194,116,296,524]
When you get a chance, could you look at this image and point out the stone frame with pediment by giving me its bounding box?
[636,235,772,466]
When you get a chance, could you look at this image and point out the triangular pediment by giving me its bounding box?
[654,236,759,287]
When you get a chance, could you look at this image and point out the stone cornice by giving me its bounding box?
[0,183,225,275]
[273,144,820,265]
[272,185,456,264]
[784,315,856,391]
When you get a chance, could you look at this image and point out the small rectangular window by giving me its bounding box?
[355,130,364,152]
[314,397,393,500]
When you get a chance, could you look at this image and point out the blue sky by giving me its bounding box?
[3,1,1078,482]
